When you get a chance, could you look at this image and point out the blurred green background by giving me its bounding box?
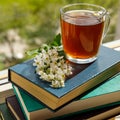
[0,0,119,70]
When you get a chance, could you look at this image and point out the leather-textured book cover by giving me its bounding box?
[8,46,120,110]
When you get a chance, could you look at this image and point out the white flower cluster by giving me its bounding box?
[33,45,72,88]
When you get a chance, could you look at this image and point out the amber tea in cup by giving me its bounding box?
[60,3,110,64]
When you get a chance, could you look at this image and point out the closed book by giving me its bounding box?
[5,95,120,120]
[0,82,14,104]
[60,104,120,120]
[0,69,8,80]
[0,69,14,104]
[13,73,120,120]
[6,95,26,120]
[8,46,120,110]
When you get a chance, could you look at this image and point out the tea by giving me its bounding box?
[61,10,104,59]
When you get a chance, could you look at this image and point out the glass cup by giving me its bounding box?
[60,3,110,64]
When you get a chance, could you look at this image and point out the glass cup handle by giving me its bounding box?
[102,12,110,39]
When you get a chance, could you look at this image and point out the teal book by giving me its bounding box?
[13,73,120,120]
[8,46,120,110]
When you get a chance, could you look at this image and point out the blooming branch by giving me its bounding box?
[33,45,72,88]
[29,34,72,88]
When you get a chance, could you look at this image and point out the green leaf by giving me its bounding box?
[26,33,62,57]
[50,33,61,46]
[26,48,40,56]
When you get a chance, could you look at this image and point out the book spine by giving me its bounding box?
[12,85,28,120]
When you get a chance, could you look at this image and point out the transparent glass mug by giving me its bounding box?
[60,3,110,64]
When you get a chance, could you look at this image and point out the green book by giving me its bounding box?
[13,73,120,120]
[9,46,120,110]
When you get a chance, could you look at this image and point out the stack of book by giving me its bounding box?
[0,69,14,104]
[7,46,120,120]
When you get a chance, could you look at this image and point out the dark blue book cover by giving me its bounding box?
[8,46,120,110]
